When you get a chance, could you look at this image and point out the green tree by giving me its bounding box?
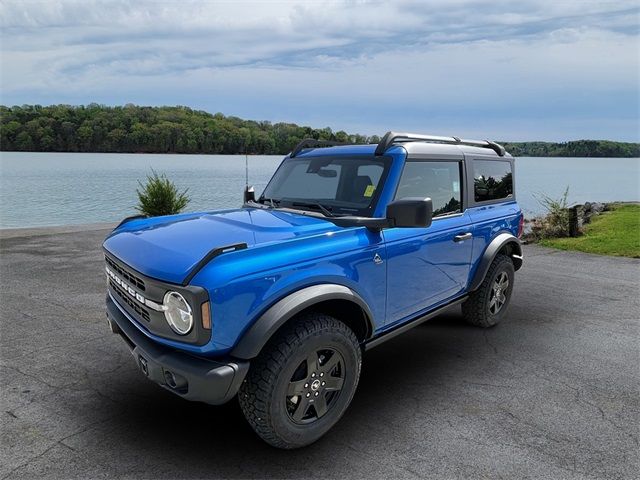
[1,104,638,156]
[136,170,190,216]
[77,124,93,150]
[14,131,34,150]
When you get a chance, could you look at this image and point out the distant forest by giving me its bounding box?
[1,104,639,157]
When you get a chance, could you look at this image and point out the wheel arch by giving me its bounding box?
[230,284,375,360]
[469,232,522,292]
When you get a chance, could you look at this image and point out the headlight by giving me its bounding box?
[163,291,193,335]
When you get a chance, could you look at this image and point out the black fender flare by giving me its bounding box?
[231,284,375,360]
[468,233,523,292]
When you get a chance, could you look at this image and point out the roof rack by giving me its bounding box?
[290,138,351,158]
[374,131,505,157]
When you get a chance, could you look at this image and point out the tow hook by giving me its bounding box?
[139,356,149,376]
[106,315,121,334]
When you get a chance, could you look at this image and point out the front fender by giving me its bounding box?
[468,233,522,292]
[230,284,374,359]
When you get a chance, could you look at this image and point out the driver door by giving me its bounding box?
[383,159,473,326]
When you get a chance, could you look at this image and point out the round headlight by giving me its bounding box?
[163,291,193,335]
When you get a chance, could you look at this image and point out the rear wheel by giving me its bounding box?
[462,254,515,327]
[238,312,361,449]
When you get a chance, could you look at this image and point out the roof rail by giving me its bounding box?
[374,131,505,157]
[290,138,351,158]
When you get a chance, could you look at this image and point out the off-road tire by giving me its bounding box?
[238,312,362,449]
[462,254,515,328]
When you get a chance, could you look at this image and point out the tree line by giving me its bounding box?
[1,104,638,157]
[500,140,639,158]
[0,104,373,155]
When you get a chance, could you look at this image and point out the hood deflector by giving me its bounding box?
[182,243,248,286]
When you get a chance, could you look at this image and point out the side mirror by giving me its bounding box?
[326,197,432,231]
[243,185,256,203]
[386,198,433,228]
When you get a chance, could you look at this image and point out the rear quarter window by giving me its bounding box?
[473,160,513,202]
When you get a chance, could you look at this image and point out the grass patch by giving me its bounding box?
[539,203,640,258]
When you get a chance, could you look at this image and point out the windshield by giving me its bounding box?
[260,156,390,216]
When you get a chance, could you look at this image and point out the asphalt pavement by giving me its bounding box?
[1,226,638,479]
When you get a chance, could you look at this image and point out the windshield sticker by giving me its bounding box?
[364,185,376,197]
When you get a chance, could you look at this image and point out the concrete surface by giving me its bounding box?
[0,223,116,240]
[0,228,638,479]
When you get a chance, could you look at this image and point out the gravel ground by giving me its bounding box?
[1,227,638,479]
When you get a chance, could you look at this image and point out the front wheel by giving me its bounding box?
[462,254,515,328]
[238,312,362,449]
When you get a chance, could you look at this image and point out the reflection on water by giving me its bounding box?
[0,152,638,228]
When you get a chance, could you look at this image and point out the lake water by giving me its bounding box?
[0,152,638,228]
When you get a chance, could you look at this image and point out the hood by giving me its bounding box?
[103,207,340,284]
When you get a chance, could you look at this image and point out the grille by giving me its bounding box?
[109,278,151,321]
[105,256,146,291]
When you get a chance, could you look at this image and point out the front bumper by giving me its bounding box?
[106,294,249,405]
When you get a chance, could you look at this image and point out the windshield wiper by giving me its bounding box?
[259,197,335,218]
[258,197,280,208]
[289,201,335,218]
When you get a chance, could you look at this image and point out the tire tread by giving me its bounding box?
[238,312,360,449]
[462,254,513,328]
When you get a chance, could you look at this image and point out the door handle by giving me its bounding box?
[453,233,472,242]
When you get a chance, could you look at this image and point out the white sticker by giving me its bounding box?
[453,181,460,193]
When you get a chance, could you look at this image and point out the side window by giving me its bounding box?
[473,160,513,202]
[395,161,462,217]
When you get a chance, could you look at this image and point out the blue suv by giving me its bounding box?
[104,132,523,448]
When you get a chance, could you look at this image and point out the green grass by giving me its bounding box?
[539,203,640,258]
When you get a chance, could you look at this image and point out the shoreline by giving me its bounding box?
[0,222,115,239]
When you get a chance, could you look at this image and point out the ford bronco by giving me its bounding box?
[104,131,523,448]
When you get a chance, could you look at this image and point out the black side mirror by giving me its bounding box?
[243,185,256,203]
[386,198,433,228]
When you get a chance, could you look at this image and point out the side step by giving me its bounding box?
[364,296,468,350]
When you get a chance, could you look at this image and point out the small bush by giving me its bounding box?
[136,170,190,217]
[531,186,570,239]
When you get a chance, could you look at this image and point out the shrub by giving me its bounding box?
[531,186,570,238]
[136,170,190,217]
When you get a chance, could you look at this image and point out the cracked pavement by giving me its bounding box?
[1,227,639,479]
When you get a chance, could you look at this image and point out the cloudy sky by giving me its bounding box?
[1,0,638,141]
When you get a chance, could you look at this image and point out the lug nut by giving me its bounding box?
[311,373,316,377]
[321,381,325,386]
[320,372,324,377]
[306,393,310,397]
[315,392,319,396]
[304,383,309,388]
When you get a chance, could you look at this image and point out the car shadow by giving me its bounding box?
[92,309,484,477]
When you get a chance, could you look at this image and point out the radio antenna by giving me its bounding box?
[242,153,255,204]
[245,153,249,187]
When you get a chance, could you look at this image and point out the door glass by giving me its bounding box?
[395,161,462,217]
